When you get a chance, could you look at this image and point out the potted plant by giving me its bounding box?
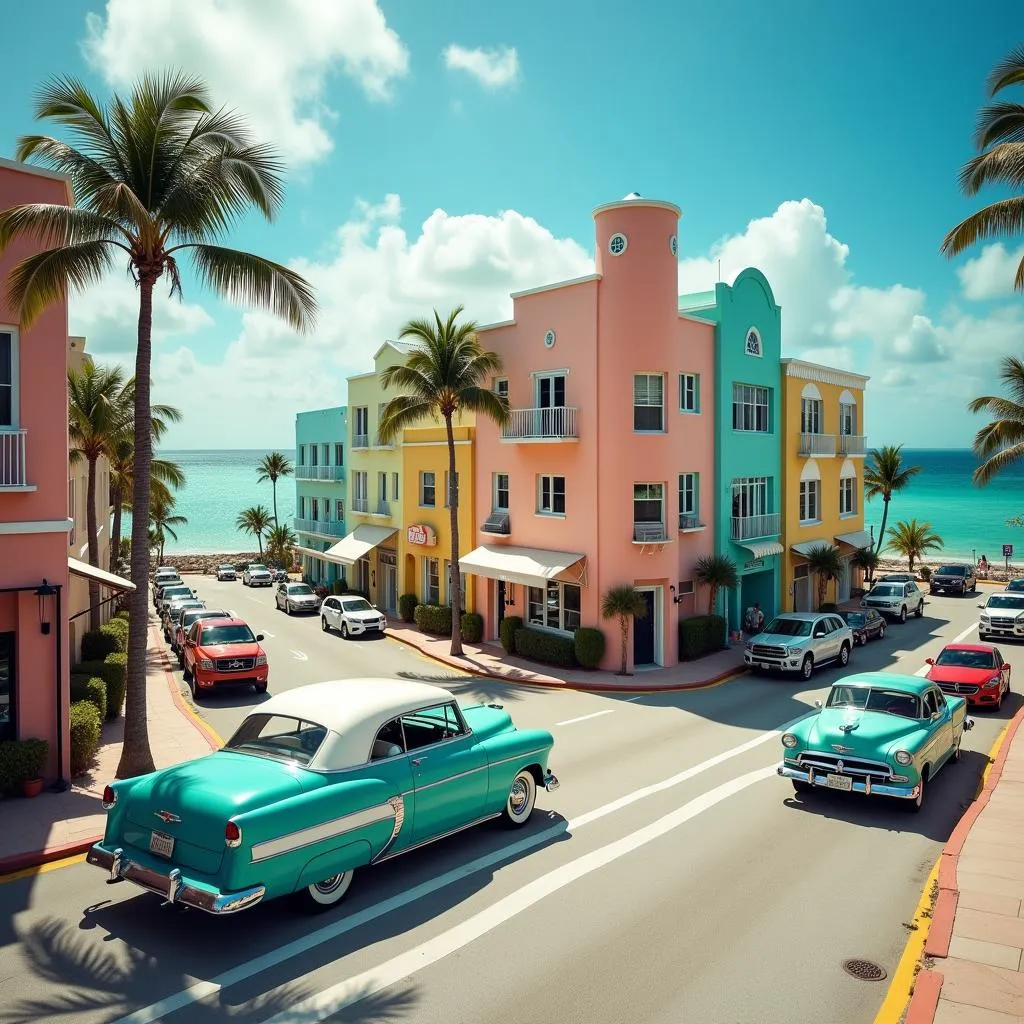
[18,738,49,797]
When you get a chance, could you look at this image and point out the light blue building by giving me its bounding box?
[293,406,348,584]
[680,268,783,633]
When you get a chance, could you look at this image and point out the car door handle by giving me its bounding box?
[411,757,426,766]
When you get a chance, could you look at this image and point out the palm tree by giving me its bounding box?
[237,505,273,556]
[0,73,316,777]
[257,451,293,525]
[378,307,510,656]
[266,522,297,566]
[864,445,922,556]
[149,492,187,564]
[693,554,739,616]
[941,46,1024,292]
[804,543,845,609]
[964,355,1024,485]
[851,546,879,587]
[601,585,648,676]
[886,519,944,572]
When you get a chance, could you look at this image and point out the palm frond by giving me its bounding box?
[974,439,1024,485]
[957,142,1024,195]
[378,395,435,444]
[988,46,1024,96]
[0,203,130,254]
[14,135,119,204]
[6,240,117,327]
[967,395,1024,423]
[973,103,1024,150]
[941,198,1024,276]
[456,386,510,426]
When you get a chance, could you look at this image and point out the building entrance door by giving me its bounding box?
[0,632,14,742]
[633,590,656,666]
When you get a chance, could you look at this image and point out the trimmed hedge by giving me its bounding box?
[0,738,49,793]
[115,609,130,622]
[70,674,108,722]
[573,627,606,669]
[499,615,523,654]
[514,628,577,668]
[414,604,452,636]
[101,617,129,652]
[75,652,127,721]
[70,700,102,777]
[398,593,418,623]
[81,627,120,662]
[461,612,484,643]
[678,614,727,661]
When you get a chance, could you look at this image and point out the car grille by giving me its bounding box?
[797,753,892,779]
[937,681,980,695]
[215,657,255,671]
[934,578,962,586]
[751,644,787,658]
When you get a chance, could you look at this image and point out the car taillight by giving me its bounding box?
[102,785,117,809]
[225,821,242,848]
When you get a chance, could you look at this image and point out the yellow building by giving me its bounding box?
[781,359,872,611]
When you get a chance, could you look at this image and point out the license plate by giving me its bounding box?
[760,662,771,670]
[149,830,175,858]
[826,774,853,792]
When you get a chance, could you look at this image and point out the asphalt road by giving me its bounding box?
[0,583,1014,1024]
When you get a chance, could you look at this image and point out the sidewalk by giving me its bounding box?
[0,617,218,875]
[906,706,1024,1024]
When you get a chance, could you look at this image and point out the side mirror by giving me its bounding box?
[256,633,265,642]
[372,604,378,609]
[925,657,934,665]
[977,603,986,609]
[814,699,823,709]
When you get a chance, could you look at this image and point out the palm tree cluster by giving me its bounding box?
[864,445,921,557]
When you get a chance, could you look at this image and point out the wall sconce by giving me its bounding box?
[35,580,57,634]
[669,584,682,605]
[371,570,376,589]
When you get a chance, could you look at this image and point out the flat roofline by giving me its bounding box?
[592,198,681,218]
[781,357,871,387]
[509,273,601,301]
[0,157,74,202]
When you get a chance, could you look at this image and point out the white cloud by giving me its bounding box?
[956,242,1024,300]
[443,44,520,89]
[82,0,410,165]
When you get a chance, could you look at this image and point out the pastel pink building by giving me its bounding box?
[463,194,716,671]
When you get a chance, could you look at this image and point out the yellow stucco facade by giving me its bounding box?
[781,359,872,611]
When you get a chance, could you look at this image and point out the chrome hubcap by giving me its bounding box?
[314,874,346,895]
[509,779,529,814]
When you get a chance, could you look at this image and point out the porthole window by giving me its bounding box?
[544,329,556,348]
[608,232,628,256]
[669,235,678,256]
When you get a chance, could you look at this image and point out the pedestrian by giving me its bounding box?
[753,603,764,633]
[979,555,989,574]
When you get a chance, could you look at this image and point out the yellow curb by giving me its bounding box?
[0,852,87,885]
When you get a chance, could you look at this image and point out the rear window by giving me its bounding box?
[226,714,326,766]
[936,566,966,576]
[843,612,865,626]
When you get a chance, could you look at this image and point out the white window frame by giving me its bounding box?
[678,473,698,516]
[799,480,821,524]
[391,472,399,501]
[537,474,566,516]
[732,476,770,518]
[679,373,699,413]
[335,499,344,521]
[535,372,566,409]
[68,477,76,544]
[526,580,582,634]
[494,377,509,399]
[801,397,822,434]
[422,556,440,605]
[633,373,666,432]
[334,442,344,466]
[353,471,368,502]
[839,476,857,517]
[732,383,771,433]
[354,406,368,436]
[298,444,306,467]
[493,472,509,511]
[744,328,763,357]
[420,471,436,508]
[378,471,388,503]
[633,482,664,530]
[839,402,857,436]
[298,495,305,519]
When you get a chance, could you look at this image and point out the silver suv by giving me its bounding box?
[744,612,854,681]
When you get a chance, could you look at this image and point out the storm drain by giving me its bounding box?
[842,958,887,982]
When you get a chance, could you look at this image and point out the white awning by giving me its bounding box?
[322,525,397,566]
[294,545,329,559]
[68,556,136,592]
[457,544,587,588]
[835,530,873,550]
[791,540,834,557]
[740,541,784,559]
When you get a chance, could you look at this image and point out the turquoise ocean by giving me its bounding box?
[148,448,1023,562]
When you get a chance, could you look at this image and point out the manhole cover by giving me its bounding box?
[842,958,887,982]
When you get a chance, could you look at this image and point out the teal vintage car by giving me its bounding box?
[86,678,559,913]
[776,672,974,812]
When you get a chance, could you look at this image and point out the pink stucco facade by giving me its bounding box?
[471,195,715,671]
[0,159,73,781]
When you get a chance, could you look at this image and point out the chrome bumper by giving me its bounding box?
[86,845,266,915]
[543,770,560,793]
[776,763,920,800]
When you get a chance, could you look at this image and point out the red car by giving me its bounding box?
[925,643,1011,710]
[182,617,268,698]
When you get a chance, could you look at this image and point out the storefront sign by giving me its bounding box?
[407,524,436,547]
[744,558,764,571]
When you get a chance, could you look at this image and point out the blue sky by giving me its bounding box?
[2,0,1023,448]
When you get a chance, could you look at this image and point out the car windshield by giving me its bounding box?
[843,612,866,626]
[936,566,966,576]
[988,595,1024,610]
[881,575,910,582]
[827,686,921,719]
[342,598,374,613]
[762,618,812,637]
[871,585,900,597]
[1007,579,1024,592]
[288,584,314,595]
[249,565,268,572]
[218,564,234,570]
[225,713,326,766]
[162,586,191,598]
[935,648,996,668]
[200,624,255,645]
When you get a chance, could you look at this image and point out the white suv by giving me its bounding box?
[978,591,1024,640]
[862,580,925,623]
[744,612,854,680]
[242,563,273,587]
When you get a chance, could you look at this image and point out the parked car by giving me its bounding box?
[744,612,854,680]
[862,580,925,622]
[1006,578,1024,593]
[151,577,183,607]
[216,564,238,581]
[777,671,974,812]
[275,582,321,615]
[153,566,180,583]
[925,643,1011,710]
[320,595,388,639]
[978,591,1024,641]
[156,584,198,615]
[879,573,915,584]
[173,608,234,661]
[182,617,269,697]
[839,608,887,646]
[930,564,977,596]
[86,678,560,914]
[272,569,288,583]
[162,598,205,642]
[242,564,273,587]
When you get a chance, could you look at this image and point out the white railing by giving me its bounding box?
[0,429,27,488]
[352,498,369,513]
[839,434,867,456]
[293,517,346,537]
[731,513,781,541]
[295,465,345,480]
[352,434,369,449]
[502,406,579,441]
[798,432,837,457]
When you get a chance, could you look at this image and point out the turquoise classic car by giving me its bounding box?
[776,672,974,812]
[86,678,559,913]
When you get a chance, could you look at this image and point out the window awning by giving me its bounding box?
[68,556,136,592]
[294,545,329,559]
[740,541,784,559]
[323,525,397,566]
[791,540,833,557]
[835,530,873,550]
[457,544,587,588]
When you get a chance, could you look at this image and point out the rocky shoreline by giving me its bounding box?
[875,556,1024,582]
[150,552,271,575]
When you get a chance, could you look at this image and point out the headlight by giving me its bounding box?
[744,640,753,650]
[894,750,913,766]
[787,646,802,657]
[983,676,1001,688]
[199,658,215,670]
[781,733,799,749]
[255,655,268,666]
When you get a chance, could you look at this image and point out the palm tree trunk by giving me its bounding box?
[110,486,123,573]
[117,274,158,779]
[875,495,891,555]
[445,415,464,656]
[707,583,718,616]
[257,532,264,557]
[619,616,628,675]
[271,479,279,526]
[86,452,101,631]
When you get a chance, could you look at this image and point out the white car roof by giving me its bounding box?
[253,678,458,771]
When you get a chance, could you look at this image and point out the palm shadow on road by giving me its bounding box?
[394,668,548,703]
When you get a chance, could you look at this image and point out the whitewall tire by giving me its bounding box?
[502,770,537,828]
[300,870,355,911]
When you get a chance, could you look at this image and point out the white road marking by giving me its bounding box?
[262,766,776,1024]
[624,695,644,702]
[556,710,615,726]
[914,621,980,675]
[289,650,308,661]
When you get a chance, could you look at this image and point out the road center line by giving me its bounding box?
[556,710,615,726]
[914,621,979,675]
[261,766,777,1024]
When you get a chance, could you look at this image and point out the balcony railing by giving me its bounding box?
[678,514,705,532]
[798,432,837,457]
[481,510,510,535]
[352,497,369,513]
[293,517,346,538]
[0,429,28,489]
[839,434,867,456]
[731,513,781,542]
[295,465,345,481]
[374,500,391,517]
[352,434,369,449]
[633,522,670,544]
[501,406,579,442]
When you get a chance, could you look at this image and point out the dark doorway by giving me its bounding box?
[633,591,656,666]
[0,632,14,742]
[496,580,506,638]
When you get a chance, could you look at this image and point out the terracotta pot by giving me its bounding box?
[21,777,43,799]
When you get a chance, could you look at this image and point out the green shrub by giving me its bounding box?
[81,628,120,661]
[414,604,453,636]
[115,608,130,622]
[499,615,523,654]
[573,627,606,669]
[398,593,419,623]
[70,701,102,777]
[101,617,129,652]
[70,674,108,722]
[0,738,50,793]
[76,654,127,721]
[678,614,727,661]
[514,628,577,668]
[919,565,933,582]
[461,612,484,643]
